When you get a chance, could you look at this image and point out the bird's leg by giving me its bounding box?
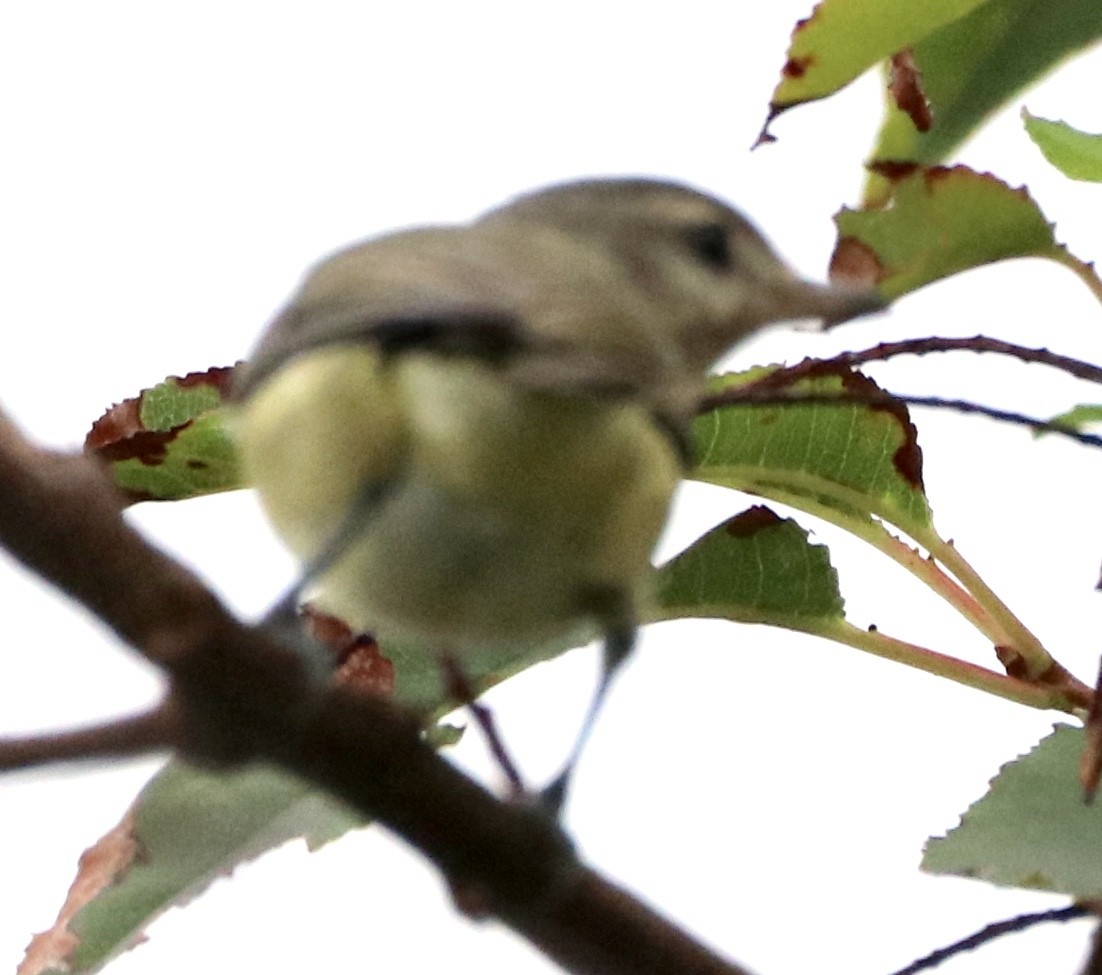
[540,593,638,815]
[260,478,395,678]
[439,653,527,799]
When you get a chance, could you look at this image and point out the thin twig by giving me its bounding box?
[887,905,1090,975]
[790,336,1102,386]
[0,705,177,772]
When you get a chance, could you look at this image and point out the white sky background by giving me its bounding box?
[1,3,1101,974]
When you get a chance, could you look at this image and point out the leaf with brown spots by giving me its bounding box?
[888,49,933,133]
[19,810,142,975]
[85,367,243,502]
[866,0,1102,203]
[830,165,1102,300]
[759,0,988,143]
[655,505,845,625]
[685,363,1073,714]
[20,763,367,974]
[692,364,930,539]
[301,604,396,696]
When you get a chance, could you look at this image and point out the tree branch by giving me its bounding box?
[0,706,177,772]
[0,410,755,975]
[887,905,1089,975]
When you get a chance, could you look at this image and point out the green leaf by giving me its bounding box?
[830,165,1100,300]
[652,501,1078,713]
[62,764,362,972]
[691,365,931,539]
[867,0,1102,202]
[685,363,1075,697]
[1023,109,1102,182]
[1041,404,1102,436]
[654,505,844,625]
[763,0,988,134]
[923,725,1102,896]
[85,367,244,502]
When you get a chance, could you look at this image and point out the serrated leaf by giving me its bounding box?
[923,724,1102,897]
[1023,109,1102,183]
[85,367,244,502]
[762,0,988,137]
[650,483,1055,711]
[830,165,1098,300]
[40,764,363,974]
[867,0,1102,202]
[692,364,931,539]
[653,505,844,625]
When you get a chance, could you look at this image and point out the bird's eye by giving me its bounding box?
[683,222,733,271]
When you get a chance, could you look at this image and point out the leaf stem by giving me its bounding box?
[693,472,1007,646]
[916,530,1052,678]
[689,474,1092,711]
[1052,247,1102,307]
[816,619,1084,713]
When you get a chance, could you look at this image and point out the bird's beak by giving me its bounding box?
[769,277,887,329]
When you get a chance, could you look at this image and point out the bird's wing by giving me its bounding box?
[234,294,696,472]
[233,297,527,399]
[233,225,697,446]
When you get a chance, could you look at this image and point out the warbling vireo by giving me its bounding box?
[233,178,882,807]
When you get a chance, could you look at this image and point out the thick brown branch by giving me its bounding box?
[0,420,239,669]
[0,411,755,975]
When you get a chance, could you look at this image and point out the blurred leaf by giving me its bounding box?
[1023,109,1102,182]
[654,505,844,625]
[37,764,362,974]
[867,0,1102,203]
[830,165,1100,300]
[923,725,1102,897]
[762,0,987,139]
[85,367,243,502]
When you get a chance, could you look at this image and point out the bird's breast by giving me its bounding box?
[239,347,683,651]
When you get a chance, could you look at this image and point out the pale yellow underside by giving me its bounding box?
[236,345,681,650]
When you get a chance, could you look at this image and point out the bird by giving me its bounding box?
[231,177,882,810]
